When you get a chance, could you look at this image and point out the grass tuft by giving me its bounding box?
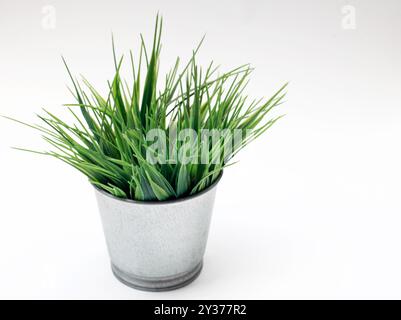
[6,15,288,201]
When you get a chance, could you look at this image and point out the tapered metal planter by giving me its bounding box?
[93,175,221,291]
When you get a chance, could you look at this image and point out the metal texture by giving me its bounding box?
[94,175,221,291]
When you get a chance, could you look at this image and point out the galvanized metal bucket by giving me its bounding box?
[93,175,221,291]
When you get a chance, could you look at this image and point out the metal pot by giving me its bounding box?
[93,174,221,291]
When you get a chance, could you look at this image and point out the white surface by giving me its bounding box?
[1,0,401,299]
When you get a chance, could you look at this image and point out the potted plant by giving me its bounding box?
[6,15,287,291]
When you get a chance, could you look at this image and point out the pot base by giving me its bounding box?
[111,261,203,292]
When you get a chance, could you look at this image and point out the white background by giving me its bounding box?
[1,0,401,299]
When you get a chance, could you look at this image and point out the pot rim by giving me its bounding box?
[92,171,223,205]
